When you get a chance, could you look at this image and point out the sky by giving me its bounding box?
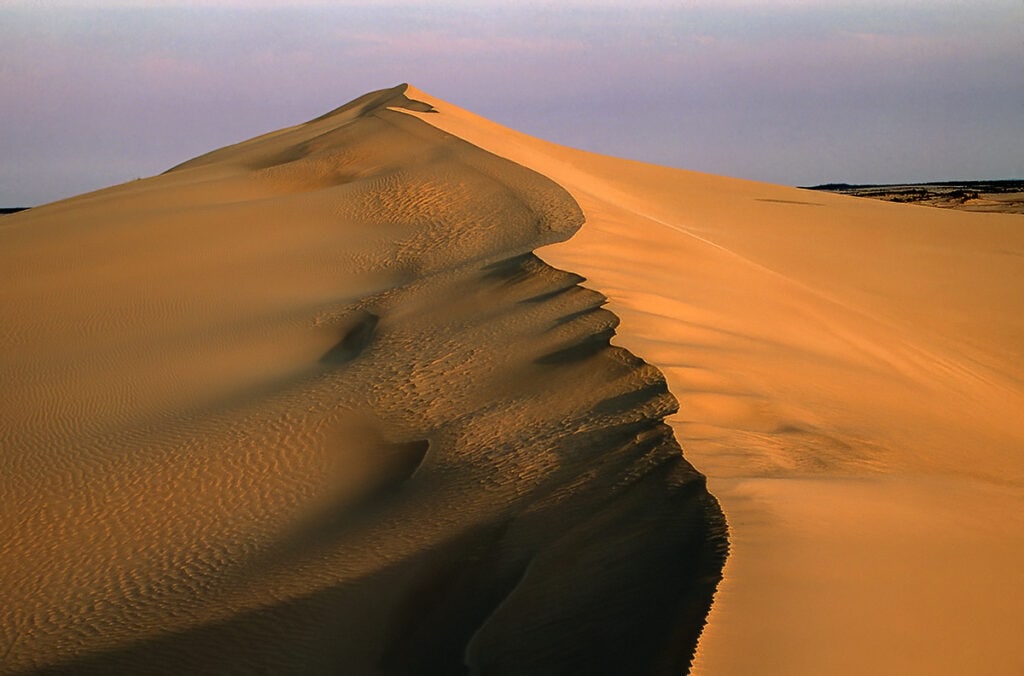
[2,0,1022,206]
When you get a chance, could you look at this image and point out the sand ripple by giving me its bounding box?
[0,85,724,674]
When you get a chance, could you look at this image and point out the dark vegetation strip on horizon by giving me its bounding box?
[802,179,1024,192]
[802,179,1024,214]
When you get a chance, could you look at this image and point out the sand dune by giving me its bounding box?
[398,87,1024,674]
[4,84,1023,674]
[0,85,723,674]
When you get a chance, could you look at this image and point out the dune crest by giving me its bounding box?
[398,86,1024,674]
[0,85,724,673]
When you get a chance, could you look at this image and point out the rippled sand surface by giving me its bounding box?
[5,82,1023,675]
[0,86,724,674]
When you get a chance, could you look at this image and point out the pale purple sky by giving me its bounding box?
[2,0,1022,206]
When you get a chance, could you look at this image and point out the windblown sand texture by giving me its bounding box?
[4,84,1024,675]
[400,87,1024,674]
[0,86,724,674]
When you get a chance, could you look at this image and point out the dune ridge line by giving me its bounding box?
[396,85,1024,675]
[1,84,726,674]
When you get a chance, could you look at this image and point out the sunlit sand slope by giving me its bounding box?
[402,86,1024,675]
[0,86,724,674]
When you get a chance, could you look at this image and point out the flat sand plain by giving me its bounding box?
[402,86,1024,675]
[0,86,723,674]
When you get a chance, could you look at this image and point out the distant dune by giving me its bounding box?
[2,84,1023,675]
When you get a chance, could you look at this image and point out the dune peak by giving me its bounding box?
[0,84,726,674]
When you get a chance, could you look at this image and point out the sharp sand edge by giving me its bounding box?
[1,85,725,674]
[400,85,1024,675]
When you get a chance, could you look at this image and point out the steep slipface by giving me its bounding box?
[0,85,724,674]
[390,87,1024,674]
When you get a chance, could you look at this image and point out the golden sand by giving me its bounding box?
[0,86,722,674]
[3,84,1022,674]
[402,86,1024,675]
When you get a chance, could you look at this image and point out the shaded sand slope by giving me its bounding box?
[401,87,1024,674]
[0,86,724,673]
